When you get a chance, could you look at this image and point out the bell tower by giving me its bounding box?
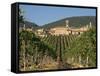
[89,22,92,28]
[66,20,69,28]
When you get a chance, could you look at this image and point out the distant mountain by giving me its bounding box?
[19,21,39,29]
[42,16,96,29]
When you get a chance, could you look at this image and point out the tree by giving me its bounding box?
[19,31,35,71]
[19,8,24,23]
[65,27,96,67]
[19,30,57,70]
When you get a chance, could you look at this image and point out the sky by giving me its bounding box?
[19,4,96,26]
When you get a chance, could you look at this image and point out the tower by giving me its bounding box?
[89,22,92,28]
[66,20,69,28]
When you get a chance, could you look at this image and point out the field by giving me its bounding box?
[19,27,96,71]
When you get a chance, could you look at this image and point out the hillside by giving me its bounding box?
[19,21,39,30]
[42,16,96,29]
[19,16,96,30]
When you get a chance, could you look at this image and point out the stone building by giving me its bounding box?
[20,20,92,36]
[48,20,92,36]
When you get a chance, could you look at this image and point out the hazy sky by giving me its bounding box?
[19,4,96,26]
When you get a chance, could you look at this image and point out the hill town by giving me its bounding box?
[20,20,92,37]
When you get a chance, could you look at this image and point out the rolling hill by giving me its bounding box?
[19,16,96,30]
[42,16,96,29]
[19,21,39,30]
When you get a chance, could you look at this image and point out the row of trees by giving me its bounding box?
[41,34,77,69]
[19,30,57,71]
[41,27,96,68]
[65,27,96,67]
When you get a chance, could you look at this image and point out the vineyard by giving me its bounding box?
[40,34,78,69]
[19,27,96,71]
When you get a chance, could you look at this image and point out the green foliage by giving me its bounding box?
[19,30,57,71]
[19,27,96,71]
[65,27,96,67]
